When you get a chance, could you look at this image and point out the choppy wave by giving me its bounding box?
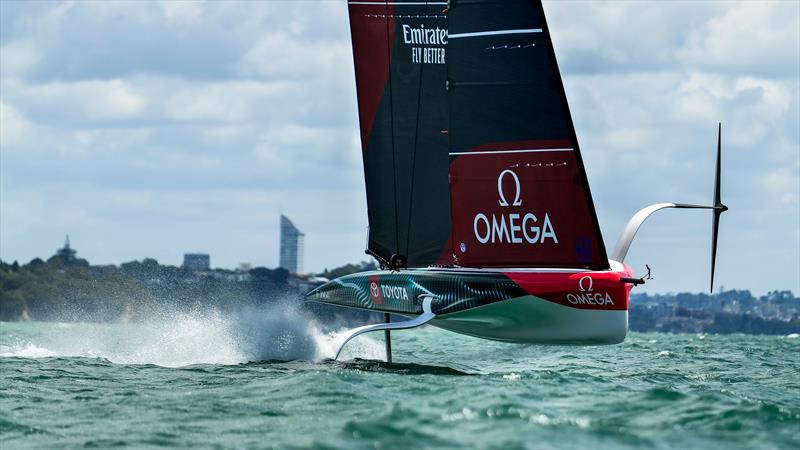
[0,300,385,366]
[1,322,798,449]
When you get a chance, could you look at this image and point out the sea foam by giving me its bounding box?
[0,300,383,367]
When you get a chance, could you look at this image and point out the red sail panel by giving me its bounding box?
[348,3,394,153]
[445,0,608,270]
[449,146,604,268]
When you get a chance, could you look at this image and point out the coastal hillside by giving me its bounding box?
[1,255,797,335]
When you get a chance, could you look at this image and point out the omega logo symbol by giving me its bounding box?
[472,168,558,246]
[497,169,522,207]
[370,282,379,298]
[567,275,614,306]
[578,276,593,292]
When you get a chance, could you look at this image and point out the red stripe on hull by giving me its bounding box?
[504,268,633,311]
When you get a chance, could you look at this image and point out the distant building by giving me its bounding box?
[46,234,88,268]
[279,215,304,274]
[238,262,252,273]
[183,253,210,271]
[56,235,77,263]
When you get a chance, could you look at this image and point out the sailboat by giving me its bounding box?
[307,0,727,361]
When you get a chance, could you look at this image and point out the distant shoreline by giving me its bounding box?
[1,258,797,335]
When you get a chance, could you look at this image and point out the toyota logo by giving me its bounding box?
[370,282,379,298]
[497,169,522,207]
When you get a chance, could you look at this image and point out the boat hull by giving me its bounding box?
[306,265,633,345]
[429,295,627,344]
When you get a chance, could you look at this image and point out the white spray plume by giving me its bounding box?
[0,299,385,367]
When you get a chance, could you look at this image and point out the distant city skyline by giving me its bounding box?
[0,1,797,295]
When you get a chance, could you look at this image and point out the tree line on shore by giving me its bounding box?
[0,255,797,335]
[0,254,376,323]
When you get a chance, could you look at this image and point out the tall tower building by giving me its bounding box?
[279,215,304,274]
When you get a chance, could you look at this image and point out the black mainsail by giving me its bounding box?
[347,0,608,270]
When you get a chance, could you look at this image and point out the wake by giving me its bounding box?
[0,299,384,367]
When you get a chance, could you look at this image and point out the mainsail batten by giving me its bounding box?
[448,28,543,39]
[347,0,608,270]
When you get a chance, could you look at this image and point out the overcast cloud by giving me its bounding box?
[1,0,798,295]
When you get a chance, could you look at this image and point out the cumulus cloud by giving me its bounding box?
[679,1,800,76]
[0,39,41,77]
[0,0,797,294]
[0,100,31,148]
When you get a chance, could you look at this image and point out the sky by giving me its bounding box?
[0,0,798,295]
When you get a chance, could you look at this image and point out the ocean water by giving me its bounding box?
[1,303,798,450]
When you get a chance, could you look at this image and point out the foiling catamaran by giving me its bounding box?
[307,0,727,361]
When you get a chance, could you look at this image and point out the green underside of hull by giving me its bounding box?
[311,295,627,345]
[428,295,627,345]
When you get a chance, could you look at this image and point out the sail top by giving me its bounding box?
[347,0,609,270]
